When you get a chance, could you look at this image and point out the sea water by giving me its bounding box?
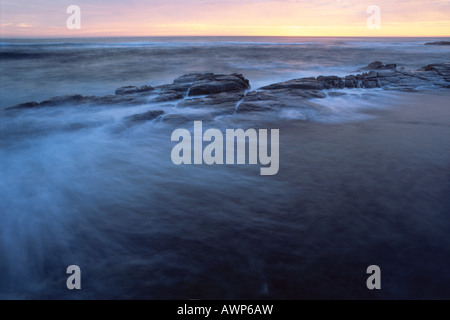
[0,37,449,299]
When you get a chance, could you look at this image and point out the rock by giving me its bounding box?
[161,113,216,124]
[5,73,250,111]
[6,101,39,110]
[6,94,150,110]
[160,114,193,124]
[92,95,147,106]
[317,76,345,89]
[361,61,397,71]
[177,92,244,116]
[150,90,184,102]
[383,64,397,70]
[157,73,250,96]
[424,41,450,46]
[40,94,87,107]
[188,74,250,96]
[156,83,191,93]
[344,75,357,88]
[420,63,450,77]
[260,77,324,90]
[278,89,327,99]
[261,76,346,91]
[115,85,154,95]
[189,80,243,95]
[362,61,383,70]
[5,67,450,117]
[362,79,380,88]
[362,72,381,88]
[237,102,275,113]
[236,89,325,113]
[125,110,164,123]
[423,65,439,72]
[178,92,243,110]
[173,73,216,84]
[236,91,283,112]
[327,92,346,97]
[259,61,450,93]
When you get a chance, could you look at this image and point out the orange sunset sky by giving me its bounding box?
[1,0,449,37]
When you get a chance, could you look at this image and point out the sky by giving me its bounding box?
[1,0,450,37]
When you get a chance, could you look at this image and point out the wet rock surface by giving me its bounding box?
[115,85,155,95]
[424,41,450,46]
[5,63,450,124]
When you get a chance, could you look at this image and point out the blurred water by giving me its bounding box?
[0,37,449,299]
[1,36,449,108]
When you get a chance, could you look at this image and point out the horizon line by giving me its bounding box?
[1,35,450,39]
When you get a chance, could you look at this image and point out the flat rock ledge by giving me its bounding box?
[425,41,450,46]
[5,62,450,124]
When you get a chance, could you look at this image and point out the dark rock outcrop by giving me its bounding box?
[156,83,191,93]
[260,74,372,91]
[361,61,397,71]
[150,90,184,103]
[39,94,87,107]
[420,63,450,83]
[5,65,450,122]
[6,94,150,110]
[173,73,215,84]
[8,101,39,110]
[115,85,154,95]
[5,73,251,111]
[234,62,450,113]
[237,89,325,113]
[327,92,346,97]
[161,113,216,124]
[187,74,250,96]
[257,62,449,94]
[156,73,251,96]
[177,92,244,114]
[425,41,450,46]
[260,77,324,90]
[189,80,243,96]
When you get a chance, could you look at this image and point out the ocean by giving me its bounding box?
[1,36,449,109]
[0,37,449,299]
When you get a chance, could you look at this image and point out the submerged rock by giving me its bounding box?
[259,62,450,94]
[40,94,87,107]
[236,89,325,113]
[362,61,383,70]
[150,90,184,103]
[156,83,191,93]
[424,41,450,46]
[8,101,39,110]
[156,73,250,96]
[173,73,216,84]
[115,85,154,95]
[161,113,216,124]
[5,65,450,120]
[327,92,346,97]
[178,91,244,114]
[187,74,250,96]
[189,80,244,96]
[6,94,150,110]
[361,61,397,71]
[260,77,324,90]
[234,62,449,114]
[420,63,450,82]
[260,75,351,91]
[92,95,149,106]
[125,110,164,123]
